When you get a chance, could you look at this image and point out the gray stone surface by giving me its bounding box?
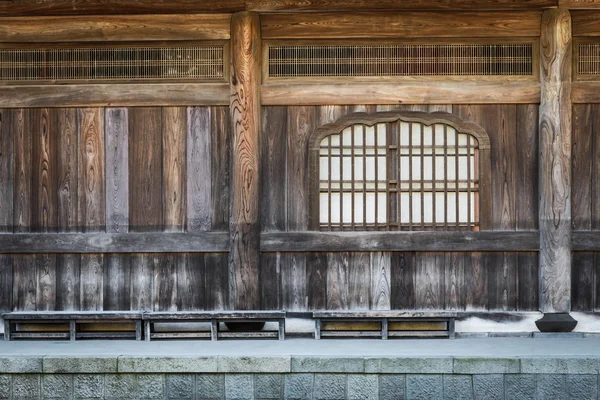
[0,357,42,373]
[536,374,566,400]
[453,358,519,374]
[314,374,346,400]
[254,374,283,399]
[566,374,598,400]
[44,357,117,373]
[505,374,536,400]
[119,356,218,373]
[472,374,503,400]
[443,375,473,400]
[406,375,443,400]
[166,374,194,399]
[292,357,364,373]
[284,374,314,400]
[12,374,40,399]
[520,357,600,374]
[104,374,136,399]
[219,356,290,373]
[136,374,165,399]
[348,375,378,400]
[0,375,10,399]
[365,357,452,374]
[74,375,104,399]
[42,374,72,399]
[197,374,225,399]
[225,374,253,400]
[379,375,405,400]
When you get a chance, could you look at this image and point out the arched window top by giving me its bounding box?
[309,111,491,231]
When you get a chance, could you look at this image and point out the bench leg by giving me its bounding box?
[315,319,321,340]
[210,320,218,341]
[69,320,76,341]
[278,319,285,341]
[448,319,456,340]
[135,321,142,341]
[3,320,10,341]
[382,319,388,340]
[144,321,151,342]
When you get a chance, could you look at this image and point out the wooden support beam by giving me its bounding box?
[229,12,261,310]
[539,9,572,315]
[572,11,600,35]
[561,0,600,9]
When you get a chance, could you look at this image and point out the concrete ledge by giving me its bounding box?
[0,356,42,373]
[520,357,600,374]
[365,357,453,374]
[43,356,117,373]
[218,356,291,373]
[453,357,520,374]
[292,357,365,373]
[118,356,218,373]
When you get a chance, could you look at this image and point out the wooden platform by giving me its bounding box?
[142,311,286,341]
[313,311,457,339]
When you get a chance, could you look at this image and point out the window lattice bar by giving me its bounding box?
[578,43,600,76]
[0,45,225,82]
[269,44,533,78]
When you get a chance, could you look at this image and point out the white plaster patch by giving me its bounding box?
[456,313,542,333]
[571,312,600,333]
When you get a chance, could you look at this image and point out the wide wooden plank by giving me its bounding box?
[572,252,595,311]
[162,107,186,232]
[103,254,130,311]
[281,253,307,311]
[12,255,36,311]
[390,252,415,310]
[415,253,444,310]
[261,11,542,38]
[572,10,600,35]
[205,253,229,310]
[517,252,539,311]
[592,105,600,230]
[55,255,79,311]
[154,254,177,311]
[56,108,78,232]
[539,9,572,314]
[0,109,13,233]
[370,252,391,311]
[0,255,13,314]
[130,254,154,311]
[261,106,287,231]
[0,14,232,42]
[12,109,30,233]
[306,252,327,310]
[31,108,57,232]
[444,252,465,311]
[129,107,162,232]
[211,107,231,231]
[105,108,129,234]
[262,82,541,105]
[326,252,350,310]
[348,253,371,310]
[488,252,517,311]
[35,254,56,311]
[572,105,592,231]
[80,254,103,311]
[314,310,457,318]
[187,107,212,233]
[176,254,205,311]
[516,104,539,230]
[0,84,230,108]
[261,231,539,252]
[260,253,281,310]
[465,252,488,310]
[0,232,229,253]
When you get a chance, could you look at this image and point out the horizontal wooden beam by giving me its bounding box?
[0,84,230,108]
[572,10,600,35]
[573,232,600,250]
[572,82,600,102]
[0,14,231,42]
[560,0,600,9]
[261,11,542,39]
[261,81,541,105]
[260,231,540,252]
[0,232,229,253]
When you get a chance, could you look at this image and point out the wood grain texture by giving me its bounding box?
[154,254,177,311]
[390,252,415,310]
[103,254,131,311]
[186,107,212,233]
[229,12,261,310]
[572,104,592,231]
[370,252,391,310]
[130,254,154,311]
[517,252,539,311]
[0,14,232,42]
[281,253,307,310]
[261,106,287,231]
[465,252,488,310]
[516,104,539,230]
[13,255,36,311]
[415,253,444,310]
[56,254,79,311]
[105,108,129,234]
[488,252,517,311]
[572,10,600,35]
[0,255,13,313]
[211,107,231,231]
[562,0,600,8]
[78,108,105,232]
[129,107,162,232]
[592,105,600,230]
[539,9,572,314]
[327,252,350,310]
[162,107,186,232]
[177,254,205,311]
[259,253,280,309]
[205,253,229,310]
[261,11,542,39]
[13,109,30,233]
[572,252,595,310]
[35,254,56,311]
[348,253,371,310]
[0,84,230,109]
[31,108,57,232]
[444,253,465,311]
[262,82,541,106]
[306,252,327,310]
[0,110,13,233]
[80,254,103,311]
[56,109,78,232]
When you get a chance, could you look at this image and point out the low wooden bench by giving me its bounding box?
[3,311,143,341]
[313,311,456,339]
[143,311,286,341]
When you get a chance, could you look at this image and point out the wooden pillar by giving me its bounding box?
[229,12,261,310]
[537,9,577,331]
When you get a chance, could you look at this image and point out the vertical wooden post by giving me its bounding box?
[229,12,261,310]
[537,9,577,332]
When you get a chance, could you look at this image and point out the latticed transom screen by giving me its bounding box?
[0,45,225,82]
[268,44,533,78]
[578,43,600,76]
[319,122,479,231]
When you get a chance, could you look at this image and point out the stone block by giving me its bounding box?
[365,357,452,374]
[74,375,104,399]
[406,375,443,400]
[44,357,117,373]
[472,374,503,400]
[136,374,165,400]
[119,356,218,373]
[520,357,600,374]
[12,374,40,400]
[443,375,473,400]
[379,375,405,400]
[104,374,136,399]
[567,374,598,400]
[42,374,72,399]
[348,375,378,400]
[284,374,314,400]
[254,374,283,399]
[0,375,10,399]
[314,374,346,400]
[505,374,536,400]
[218,356,290,373]
[0,357,42,373]
[292,357,364,373]
[453,358,520,374]
[536,374,566,400]
[225,374,253,400]
[196,374,224,399]
[166,374,194,399]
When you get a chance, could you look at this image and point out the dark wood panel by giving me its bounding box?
[0,255,12,313]
[177,254,205,311]
[281,253,307,310]
[516,104,539,230]
[13,109,30,233]
[326,252,349,310]
[465,252,488,310]
[261,231,539,252]
[390,252,415,310]
[572,252,595,311]
[572,104,592,231]
[348,253,371,310]
[56,108,78,232]
[154,254,177,311]
[0,109,13,233]
[31,108,57,232]
[444,252,466,311]
[260,253,281,310]
[562,0,600,8]
[187,107,212,233]
[211,107,231,231]
[0,14,232,42]
[130,254,154,311]
[80,254,103,311]
[261,11,542,38]
[13,255,36,311]
[261,106,287,231]
[55,254,79,311]
[204,253,229,310]
[306,252,327,310]
[573,10,600,36]
[103,254,130,311]
[488,252,517,310]
[129,107,162,232]
[592,105,600,230]
[35,254,56,311]
[162,107,186,232]
[517,252,539,311]
[105,108,129,234]
[415,253,444,310]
